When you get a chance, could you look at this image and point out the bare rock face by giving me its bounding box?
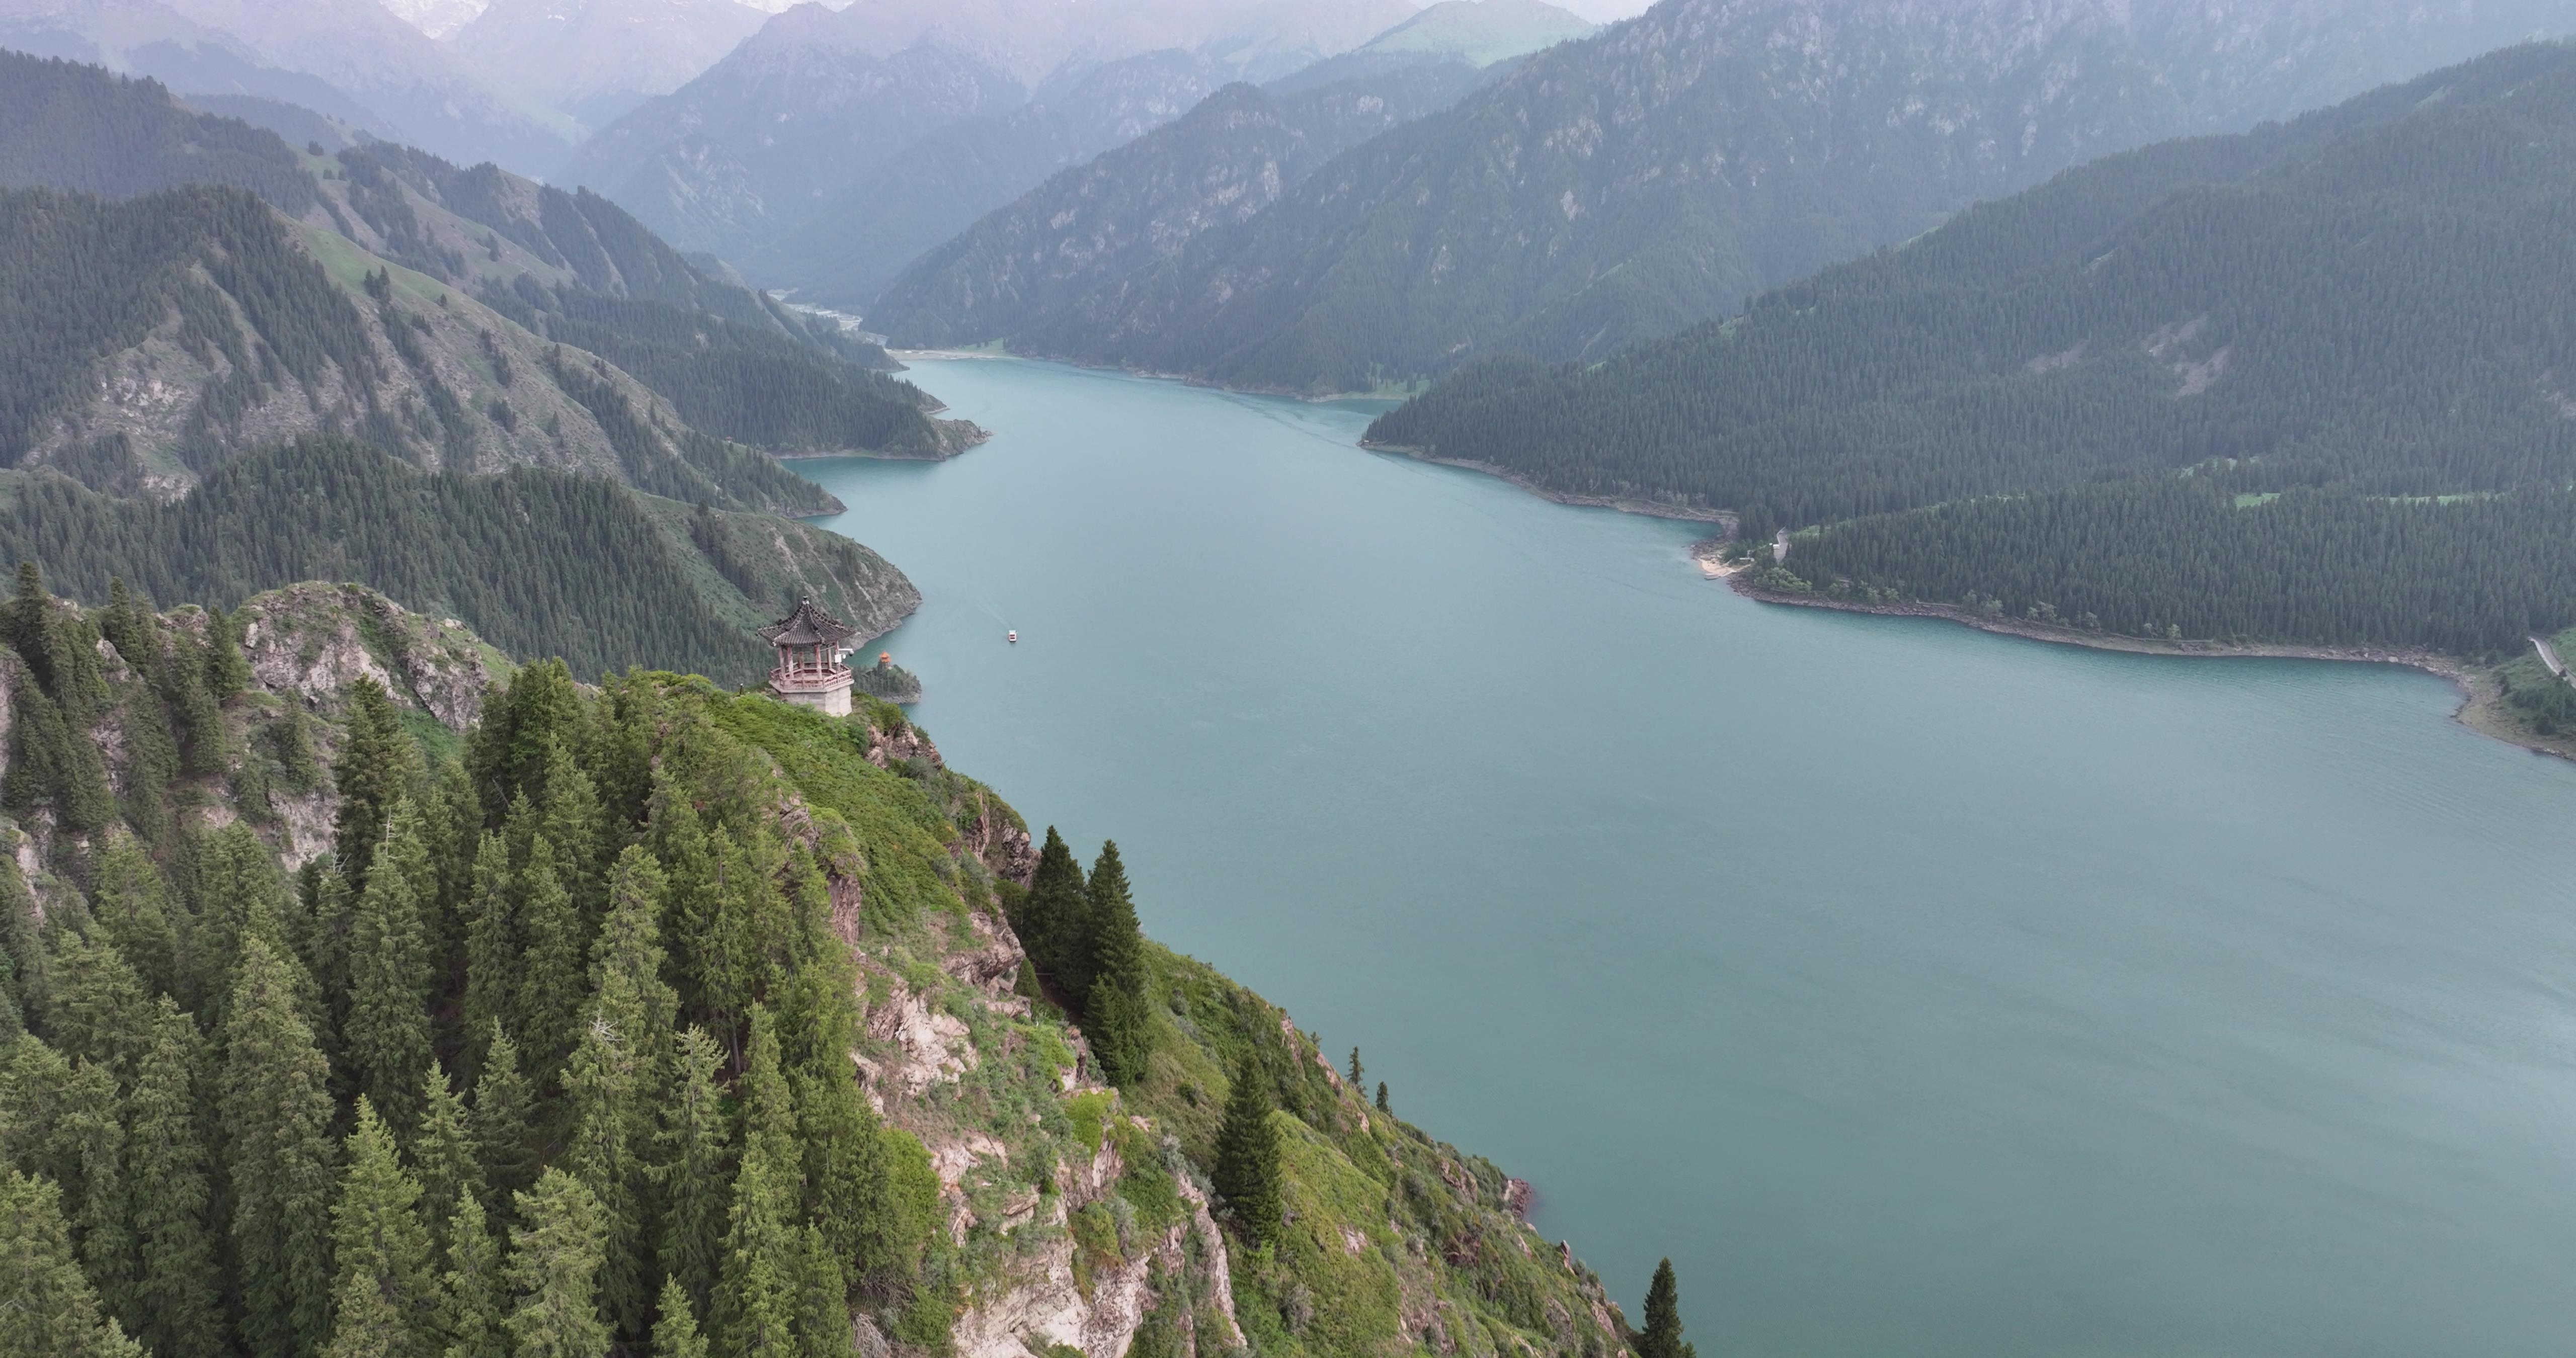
[235,581,505,730]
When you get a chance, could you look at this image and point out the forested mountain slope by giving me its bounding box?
[1371,42,2576,654]
[869,60,1499,354]
[0,438,916,685]
[0,581,1636,1358]
[886,0,2574,393]
[0,51,973,495]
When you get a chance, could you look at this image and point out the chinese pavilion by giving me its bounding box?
[759,597,858,715]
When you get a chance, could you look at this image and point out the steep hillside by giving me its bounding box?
[554,26,1029,262]
[883,0,2575,393]
[0,585,1637,1358]
[1372,43,2576,655]
[742,48,1238,307]
[0,437,918,685]
[1351,0,1591,67]
[0,52,975,488]
[869,62,1495,353]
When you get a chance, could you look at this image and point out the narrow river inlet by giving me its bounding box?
[806,357,2576,1358]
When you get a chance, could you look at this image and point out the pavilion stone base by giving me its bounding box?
[770,669,853,717]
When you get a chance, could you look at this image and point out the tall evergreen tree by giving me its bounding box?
[221,933,342,1358]
[1082,840,1152,1087]
[0,1170,149,1358]
[335,676,422,889]
[563,860,662,1338]
[47,930,155,1079]
[205,604,252,699]
[1212,1058,1283,1249]
[714,1007,800,1358]
[1636,1258,1697,1358]
[471,1029,538,1225]
[413,1062,485,1256]
[652,1275,709,1358]
[324,1099,442,1358]
[514,834,589,1076]
[653,1026,733,1318]
[347,804,439,1130]
[789,1224,854,1358]
[123,999,224,1358]
[505,1168,612,1358]
[460,834,517,1066]
[1013,827,1085,987]
[87,837,180,1003]
[56,1059,136,1327]
[439,1193,508,1358]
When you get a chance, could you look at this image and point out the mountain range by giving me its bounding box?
[873,0,2576,394]
[1369,40,2576,655]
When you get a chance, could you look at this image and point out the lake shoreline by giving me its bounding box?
[1357,441,1737,527]
[1726,574,2576,760]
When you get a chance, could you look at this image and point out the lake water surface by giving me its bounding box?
[809,358,2576,1357]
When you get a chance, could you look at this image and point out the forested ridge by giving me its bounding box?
[0,437,915,687]
[0,46,962,472]
[0,583,1654,1357]
[1371,42,2576,653]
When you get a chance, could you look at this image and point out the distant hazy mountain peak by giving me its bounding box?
[379,0,484,38]
[1357,0,1593,67]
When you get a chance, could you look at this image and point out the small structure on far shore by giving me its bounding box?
[760,597,858,716]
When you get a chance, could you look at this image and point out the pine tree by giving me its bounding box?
[1376,1081,1389,1114]
[191,821,301,1029]
[790,1223,854,1358]
[48,929,155,1078]
[590,846,678,1064]
[1014,827,1086,988]
[206,604,252,699]
[505,1168,612,1358]
[347,804,438,1130]
[1082,841,1152,1088]
[1348,1047,1363,1085]
[0,1169,150,1358]
[563,905,657,1336]
[653,1026,732,1317]
[439,1192,508,1358]
[1211,1059,1283,1248]
[514,834,589,1076]
[123,998,224,1358]
[536,739,609,914]
[715,1006,800,1358]
[470,1029,538,1225]
[87,837,179,1003]
[221,933,342,1358]
[325,1098,442,1358]
[460,834,516,1065]
[1636,1258,1697,1358]
[652,1275,709,1358]
[413,1062,485,1257]
[57,1059,136,1327]
[336,676,422,890]
[2,856,50,1032]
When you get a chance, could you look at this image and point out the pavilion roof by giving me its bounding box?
[757,597,857,647]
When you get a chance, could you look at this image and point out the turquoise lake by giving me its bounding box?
[807,357,2576,1357]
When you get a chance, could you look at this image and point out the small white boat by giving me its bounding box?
[1007,630,1018,643]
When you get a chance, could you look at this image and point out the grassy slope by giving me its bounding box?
[713,692,1632,1357]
